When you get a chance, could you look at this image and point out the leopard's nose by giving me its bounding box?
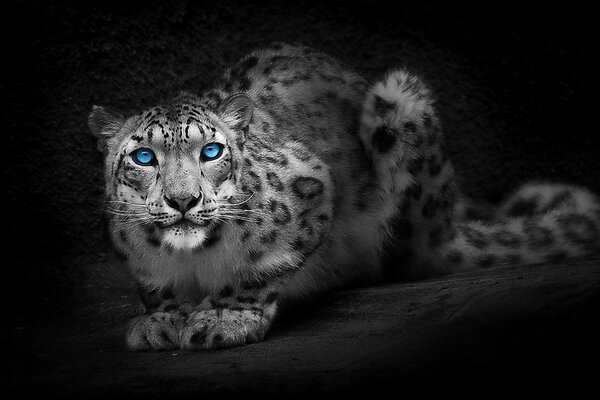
[164,194,201,213]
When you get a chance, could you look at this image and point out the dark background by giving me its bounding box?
[2,0,599,393]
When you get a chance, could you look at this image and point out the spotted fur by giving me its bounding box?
[89,43,600,351]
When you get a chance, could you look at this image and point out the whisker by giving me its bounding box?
[105,209,150,217]
[105,202,147,209]
[216,205,266,213]
[108,215,156,224]
[106,211,156,223]
[105,205,148,211]
[214,209,259,216]
[214,214,257,223]
[105,200,147,205]
[222,207,265,213]
[114,221,151,229]
[216,192,256,207]
[217,208,268,217]
[217,205,264,212]
[105,206,148,212]
[106,207,149,213]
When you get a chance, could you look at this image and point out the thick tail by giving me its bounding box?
[443,183,600,270]
[359,69,600,278]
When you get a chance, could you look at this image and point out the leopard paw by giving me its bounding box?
[179,308,269,350]
[125,311,186,351]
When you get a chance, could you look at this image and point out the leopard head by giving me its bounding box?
[88,92,253,251]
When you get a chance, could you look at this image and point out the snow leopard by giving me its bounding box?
[88,42,600,350]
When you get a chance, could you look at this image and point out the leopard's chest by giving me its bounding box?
[126,219,301,301]
[129,225,246,300]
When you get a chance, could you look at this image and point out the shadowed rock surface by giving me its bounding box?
[5,258,600,397]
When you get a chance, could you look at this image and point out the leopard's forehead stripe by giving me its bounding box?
[134,104,220,150]
[107,101,236,202]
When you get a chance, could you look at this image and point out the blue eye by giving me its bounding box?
[131,148,156,166]
[201,143,224,161]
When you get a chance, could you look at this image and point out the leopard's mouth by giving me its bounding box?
[174,219,211,228]
[154,217,221,233]
[154,216,223,251]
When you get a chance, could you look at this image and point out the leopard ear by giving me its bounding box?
[218,93,253,131]
[88,105,124,138]
[88,106,125,152]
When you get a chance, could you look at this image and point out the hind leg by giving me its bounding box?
[359,70,457,278]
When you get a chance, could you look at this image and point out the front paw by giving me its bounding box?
[125,311,186,351]
[179,308,270,350]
